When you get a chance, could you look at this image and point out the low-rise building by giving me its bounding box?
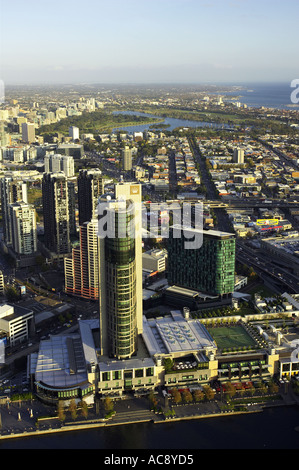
[0,304,34,346]
[142,249,168,273]
[261,236,299,275]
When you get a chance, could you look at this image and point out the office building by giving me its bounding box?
[0,176,28,246]
[78,168,104,225]
[99,197,137,359]
[42,173,74,255]
[168,226,236,297]
[261,236,299,276]
[57,143,83,159]
[0,304,34,347]
[25,147,37,161]
[21,122,35,144]
[44,154,75,178]
[9,202,37,255]
[69,126,79,141]
[64,219,100,300]
[114,183,143,334]
[98,183,143,359]
[122,146,132,171]
[0,121,10,147]
[233,148,245,164]
[142,248,167,272]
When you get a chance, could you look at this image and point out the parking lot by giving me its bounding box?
[0,370,30,397]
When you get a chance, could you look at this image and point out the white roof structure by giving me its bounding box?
[78,319,98,366]
[33,335,88,389]
[142,311,216,357]
[0,304,14,318]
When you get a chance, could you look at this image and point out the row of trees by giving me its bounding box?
[38,110,162,137]
[222,380,279,401]
[164,379,280,406]
[57,396,115,422]
[57,399,89,422]
[169,385,215,405]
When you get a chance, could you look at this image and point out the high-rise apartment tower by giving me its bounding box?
[0,177,27,246]
[168,226,236,296]
[78,169,104,225]
[42,173,75,255]
[64,219,100,300]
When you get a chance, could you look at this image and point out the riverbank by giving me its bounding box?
[0,393,293,442]
[37,111,164,137]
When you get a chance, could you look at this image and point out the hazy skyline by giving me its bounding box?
[0,0,298,85]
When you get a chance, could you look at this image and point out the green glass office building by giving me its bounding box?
[98,183,142,360]
[105,202,137,359]
[168,226,236,296]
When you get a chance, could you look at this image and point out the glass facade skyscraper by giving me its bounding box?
[105,202,137,359]
[168,226,236,296]
[98,183,142,360]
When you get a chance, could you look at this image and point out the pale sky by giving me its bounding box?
[0,0,298,84]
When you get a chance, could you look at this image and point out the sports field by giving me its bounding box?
[208,325,257,350]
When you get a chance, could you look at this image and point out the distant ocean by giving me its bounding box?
[223,82,299,110]
[112,82,299,133]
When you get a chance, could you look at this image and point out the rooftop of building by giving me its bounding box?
[142,310,216,357]
[30,334,89,390]
[165,285,218,300]
[57,143,83,148]
[262,236,299,255]
[171,224,235,240]
[142,248,167,259]
[0,303,33,321]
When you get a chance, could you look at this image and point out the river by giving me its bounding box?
[1,405,299,449]
[112,110,232,134]
[111,83,299,134]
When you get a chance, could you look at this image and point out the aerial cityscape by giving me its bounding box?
[0,0,299,455]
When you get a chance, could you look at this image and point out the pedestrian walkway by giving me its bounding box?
[0,400,53,436]
[0,392,291,440]
[170,401,221,420]
[109,408,158,425]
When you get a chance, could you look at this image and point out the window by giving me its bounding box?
[102,372,110,381]
[146,367,154,377]
[168,378,176,384]
[113,370,121,380]
[135,369,144,378]
[124,370,133,379]
[198,362,208,370]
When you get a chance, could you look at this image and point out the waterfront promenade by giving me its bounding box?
[1,387,296,442]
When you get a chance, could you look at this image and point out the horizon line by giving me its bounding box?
[2,80,293,87]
